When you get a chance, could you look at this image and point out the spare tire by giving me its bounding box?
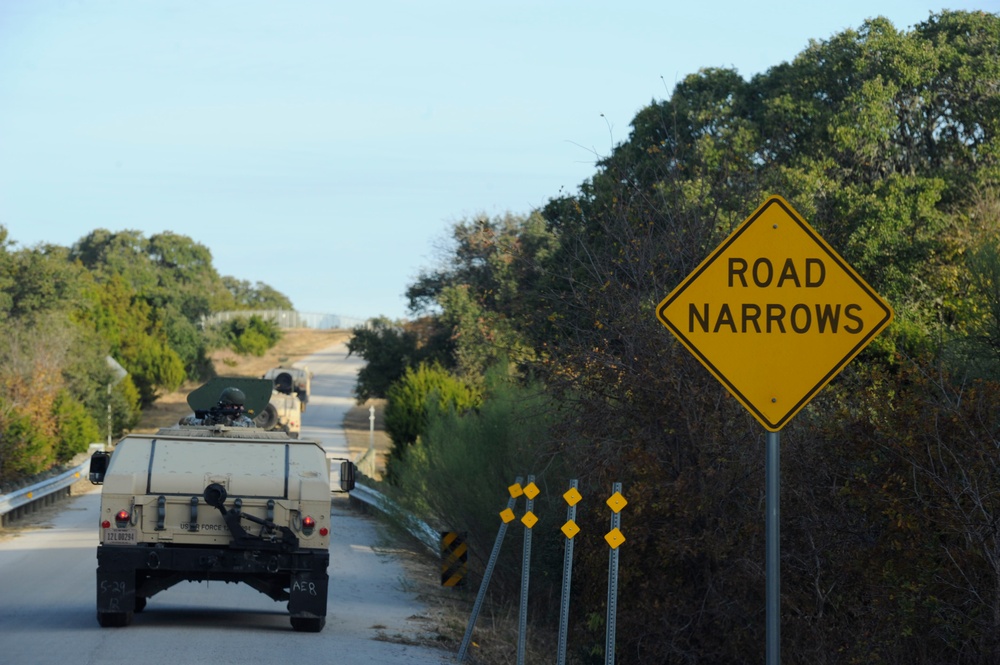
[274,372,293,395]
[254,403,279,430]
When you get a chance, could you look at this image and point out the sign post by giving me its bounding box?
[656,195,893,664]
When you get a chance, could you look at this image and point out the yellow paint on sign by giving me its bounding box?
[563,487,582,506]
[605,527,626,549]
[656,195,893,431]
[521,511,538,529]
[508,483,523,498]
[499,508,515,523]
[561,519,580,539]
[523,482,540,500]
[606,491,627,513]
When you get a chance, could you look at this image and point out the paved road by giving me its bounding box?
[298,339,366,457]
[0,341,452,665]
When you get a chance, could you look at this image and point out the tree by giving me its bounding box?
[396,11,1000,663]
[382,362,479,484]
[74,273,184,406]
[222,276,294,310]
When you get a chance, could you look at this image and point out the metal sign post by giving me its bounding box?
[517,476,539,665]
[766,431,780,665]
[557,480,582,665]
[457,477,523,662]
[605,484,627,665]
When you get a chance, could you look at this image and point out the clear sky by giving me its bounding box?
[0,1,994,321]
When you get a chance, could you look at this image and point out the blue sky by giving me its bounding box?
[0,1,994,321]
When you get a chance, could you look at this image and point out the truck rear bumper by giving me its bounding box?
[96,544,329,618]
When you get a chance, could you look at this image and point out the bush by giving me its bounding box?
[383,362,480,484]
[52,390,101,463]
[219,314,283,357]
[0,405,57,484]
[387,371,561,597]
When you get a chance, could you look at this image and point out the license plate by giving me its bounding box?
[104,528,137,545]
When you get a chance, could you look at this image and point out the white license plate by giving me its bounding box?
[104,528,137,545]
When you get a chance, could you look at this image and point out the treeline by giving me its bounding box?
[351,11,1000,664]
[0,228,289,489]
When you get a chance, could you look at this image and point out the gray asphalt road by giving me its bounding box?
[0,340,451,665]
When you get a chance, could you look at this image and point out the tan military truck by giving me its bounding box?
[253,389,302,438]
[263,366,311,412]
[88,378,354,632]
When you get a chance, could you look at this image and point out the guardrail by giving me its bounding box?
[0,461,90,528]
[349,481,439,555]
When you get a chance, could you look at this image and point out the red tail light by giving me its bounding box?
[302,515,315,535]
[319,527,329,537]
[102,520,111,529]
[114,510,130,527]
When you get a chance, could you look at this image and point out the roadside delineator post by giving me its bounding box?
[605,483,627,665]
[557,480,581,665]
[516,476,539,665]
[457,477,524,662]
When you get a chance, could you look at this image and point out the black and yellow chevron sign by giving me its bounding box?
[440,531,468,587]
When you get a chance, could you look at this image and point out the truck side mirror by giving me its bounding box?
[339,461,356,492]
[89,451,111,485]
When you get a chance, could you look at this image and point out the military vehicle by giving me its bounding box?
[88,377,354,632]
[254,389,302,438]
[262,366,311,412]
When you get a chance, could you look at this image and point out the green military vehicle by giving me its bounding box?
[89,378,354,632]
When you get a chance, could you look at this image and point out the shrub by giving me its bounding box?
[219,314,283,357]
[383,362,479,473]
[387,371,559,597]
[52,390,101,462]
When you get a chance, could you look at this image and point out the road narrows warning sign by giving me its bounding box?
[656,195,893,431]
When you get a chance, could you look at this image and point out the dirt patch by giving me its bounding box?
[134,328,352,433]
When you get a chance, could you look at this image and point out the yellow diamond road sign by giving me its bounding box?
[657,196,893,431]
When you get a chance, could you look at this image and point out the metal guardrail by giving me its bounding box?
[0,457,433,554]
[201,310,371,331]
[349,481,439,555]
[0,461,90,527]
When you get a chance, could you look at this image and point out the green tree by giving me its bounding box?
[222,276,295,310]
[383,362,479,483]
[216,314,283,357]
[74,273,184,406]
[346,317,432,401]
[52,389,101,462]
[400,11,1000,663]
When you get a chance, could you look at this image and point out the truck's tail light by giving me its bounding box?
[102,520,111,529]
[319,527,329,537]
[301,515,315,536]
[115,510,130,527]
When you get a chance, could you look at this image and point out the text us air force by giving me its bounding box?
[657,196,893,431]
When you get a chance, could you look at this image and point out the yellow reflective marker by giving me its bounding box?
[561,519,580,539]
[521,511,538,529]
[499,508,515,523]
[563,487,582,506]
[606,491,628,513]
[523,482,540,500]
[508,483,524,498]
[605,527,626,549]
